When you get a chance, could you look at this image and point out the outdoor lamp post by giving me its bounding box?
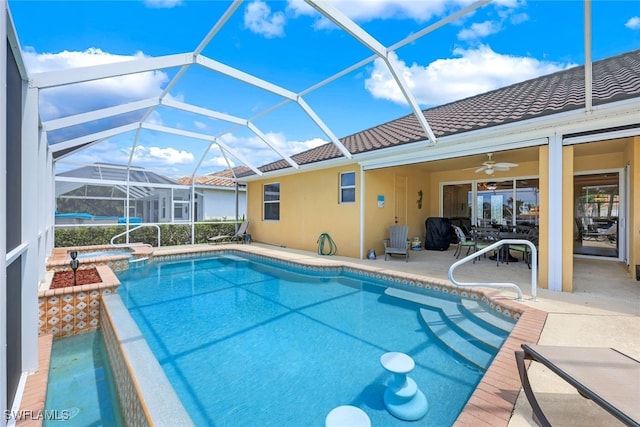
[69,251,79,286]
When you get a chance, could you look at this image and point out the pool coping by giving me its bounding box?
[15,334,53,427]
[101,294,194,426]
[149,244,547,425]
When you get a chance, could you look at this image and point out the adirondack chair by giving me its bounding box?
[383,225,410,262]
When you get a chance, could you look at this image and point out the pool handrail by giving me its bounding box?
[448,239,537,300]
[110,224,161,248]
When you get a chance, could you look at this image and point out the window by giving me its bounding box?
[340,172,356,203]
[264,183,280,220]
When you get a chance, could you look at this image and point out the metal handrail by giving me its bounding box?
[110,224,161,248]
[448,239,538,300]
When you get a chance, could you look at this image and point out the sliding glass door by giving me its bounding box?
[574,172,620,259]
[442,178,539,228]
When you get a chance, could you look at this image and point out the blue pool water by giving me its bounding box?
[117,254,510,426]
[44,331,123,426]
[71,250,132,260]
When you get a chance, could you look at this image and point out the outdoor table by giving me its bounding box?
[489,231,530,263]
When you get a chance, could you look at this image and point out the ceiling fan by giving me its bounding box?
[474,153,518,175]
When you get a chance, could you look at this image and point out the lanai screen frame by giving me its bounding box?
[29,0,595,244]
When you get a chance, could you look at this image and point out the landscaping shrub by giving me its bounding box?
[54,222,240,247]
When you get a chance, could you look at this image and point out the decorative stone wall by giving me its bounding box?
[38,265,120,338]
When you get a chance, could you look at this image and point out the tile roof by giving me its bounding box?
[178,166,252,187]
[238,49,640,178]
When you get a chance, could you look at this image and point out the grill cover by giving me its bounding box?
[425,217,451,251]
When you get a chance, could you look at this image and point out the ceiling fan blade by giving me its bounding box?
[494,162,518,168]
[475,166,488,173]
[493,165,510,171]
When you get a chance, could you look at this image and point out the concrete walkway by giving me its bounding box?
[153,243,639,426]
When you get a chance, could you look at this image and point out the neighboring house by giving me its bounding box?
[239,49,640,293]
[56,163,192,224]
[176,167,248,221]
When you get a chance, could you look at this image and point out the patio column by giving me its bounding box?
[547,134,564,291]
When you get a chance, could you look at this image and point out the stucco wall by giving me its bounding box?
[246,165,360,257]
[625,137,639,277]
[363,166,430,257]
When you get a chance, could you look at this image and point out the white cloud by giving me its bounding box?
[143,0,183,9]
[244,0,286,38]
[626,16,640,30]
[202,131,327,172]
[287,0,455,23]
[194,120,207,130]
[22,48,169,120]
[130,145,195,165]
[364,46,574,107]
[457,21,502,40]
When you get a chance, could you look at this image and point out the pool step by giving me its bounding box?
[384,288,507,349]
[418,308,494,370]
[384,287,506,369]
[460,299,515,333]
[128,257,149,269]
[220,254,249,262]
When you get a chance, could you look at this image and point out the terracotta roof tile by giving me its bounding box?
[248,49,640,176]
[178,166,252,187]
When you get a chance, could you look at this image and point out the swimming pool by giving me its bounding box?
[44,331,123,426]
[116,253,512,426]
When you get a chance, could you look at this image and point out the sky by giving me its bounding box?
[8,0,640,179]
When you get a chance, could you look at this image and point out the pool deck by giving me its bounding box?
[24,243,639,426]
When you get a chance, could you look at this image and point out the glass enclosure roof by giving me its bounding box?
[7,0,639,181]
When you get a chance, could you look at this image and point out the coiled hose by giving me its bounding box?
[317,233,337,256]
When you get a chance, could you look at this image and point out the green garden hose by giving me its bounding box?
[317,233,337,256]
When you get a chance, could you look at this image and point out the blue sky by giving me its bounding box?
[8,0,640,179]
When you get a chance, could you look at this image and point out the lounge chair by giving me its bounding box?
[515,343,640,427]
[208,221,249,244]
[383,225,410,262]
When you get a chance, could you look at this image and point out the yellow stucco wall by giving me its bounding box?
[246,165,361,257]
[626,137,639,277]
[538,146,549,289]
[562,145,574,291]
[363,166,430,257]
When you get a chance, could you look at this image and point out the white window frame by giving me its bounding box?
[263,182,280,221]
[339,171,356,204]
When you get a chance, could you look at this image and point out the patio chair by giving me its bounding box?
[508,227,539,268]
[208,221,250,244]
[471,227,498,264]
[452,225,476,259]
[515,343,640,427]
[383,225,410,262]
